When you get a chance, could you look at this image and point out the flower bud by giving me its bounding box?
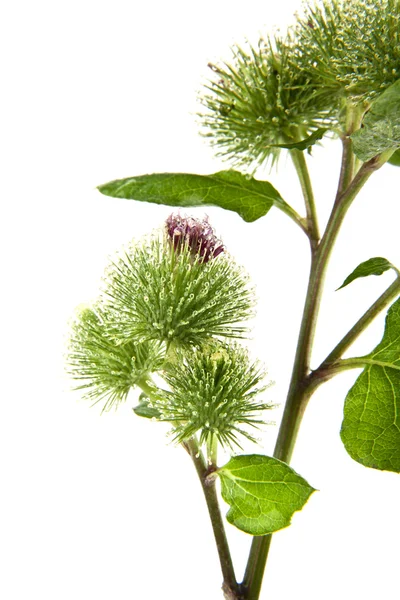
[166,213,224,263]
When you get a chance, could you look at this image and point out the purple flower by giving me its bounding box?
[166,213,224,263]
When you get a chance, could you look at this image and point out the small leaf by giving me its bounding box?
[133,398,161,419]
[388,148,400,167]
[337,257,393,290]
[351,80,400,162]
[271,128,328,152]
[341,296,400,472]
[98,170,284,223]
[217,454,315,535]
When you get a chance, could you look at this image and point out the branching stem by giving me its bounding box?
[162,107,396,600]
[307,275,400,391]
[242,138,384,600]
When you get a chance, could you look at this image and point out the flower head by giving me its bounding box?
[199,35,336,169]
[153,341,274,449]
[101,224,254,346]
[166,213,224,263]
[67,306,164,411]
[292,0,400,104]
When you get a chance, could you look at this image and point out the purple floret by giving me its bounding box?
[166,213,224,263]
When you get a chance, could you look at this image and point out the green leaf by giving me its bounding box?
[388,148,400,167]
[217,454,315,535]
[98,170,284,223]
[337,257,393,290]
[341,296,400,472]
[351,80,400,162]
[271,128,328,152]
[133,397,162,419]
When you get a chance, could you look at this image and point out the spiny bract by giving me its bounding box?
[153,340,273,449]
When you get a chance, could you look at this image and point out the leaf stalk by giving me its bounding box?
[273,196,309,236]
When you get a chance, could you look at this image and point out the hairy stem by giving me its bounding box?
[242,148,382,600]
[289,148,320,249]
[183,438,241,600]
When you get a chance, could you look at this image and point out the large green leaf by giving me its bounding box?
[217,454,315,535]
[337,257,393,290]
[98,170,283,223]
[351,80,400,162]
[341,296,400,472]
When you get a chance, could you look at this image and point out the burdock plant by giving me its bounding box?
[68,1,400,598]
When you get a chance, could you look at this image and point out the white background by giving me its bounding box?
[2,1,400,599]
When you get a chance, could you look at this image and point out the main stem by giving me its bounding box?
[242,145,380,600]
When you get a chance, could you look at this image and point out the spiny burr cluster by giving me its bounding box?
[67,215,272,448]
[199,0,400,168]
